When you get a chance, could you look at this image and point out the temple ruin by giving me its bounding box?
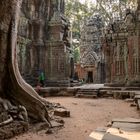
[1,0,140,140]
[103,7,140,86]
[80,15,105,83]
[17,0,72,87]
[17,0,140,87]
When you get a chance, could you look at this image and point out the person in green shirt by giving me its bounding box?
[39,71,45,87]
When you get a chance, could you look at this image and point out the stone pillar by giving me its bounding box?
[45,12,71,87]
[45,41,70,87]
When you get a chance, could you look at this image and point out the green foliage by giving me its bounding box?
[65,0,137,40]
[74,47,80,63]
[65,0,137,64]
[65,0,96,63]
[65,0,96,39]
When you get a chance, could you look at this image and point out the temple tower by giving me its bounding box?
[45,7,71,87]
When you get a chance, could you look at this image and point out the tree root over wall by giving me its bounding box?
[0,0,53,135]
[8,0,51,126]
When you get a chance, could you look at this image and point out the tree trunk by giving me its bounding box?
[0,0,51,126]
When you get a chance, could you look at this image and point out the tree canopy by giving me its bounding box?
[65,0,137,63]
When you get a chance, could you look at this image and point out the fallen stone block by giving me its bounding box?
[125,98,134,102]
[87,127,108,140]
[102,132,127,140]
[88,131,104,140]
[112,122,140,131]
[112,118,140,124]
[32,122,50,131]
[50,120,64,128]
[54,108,70,117]
[106,127,140,140]
[134,95,140,100]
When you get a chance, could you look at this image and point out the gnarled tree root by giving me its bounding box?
[0,115,13,127]
[3,0,51,127]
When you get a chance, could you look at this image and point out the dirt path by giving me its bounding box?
[12,97,139,140]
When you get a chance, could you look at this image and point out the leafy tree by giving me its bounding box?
[65,0,137,63]
[65,0,97,37]
[65,0,96,63]
[74,47,80,63]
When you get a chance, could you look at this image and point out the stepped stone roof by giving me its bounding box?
[80,15,104,67]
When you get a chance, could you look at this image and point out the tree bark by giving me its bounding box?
[0,0,51,126]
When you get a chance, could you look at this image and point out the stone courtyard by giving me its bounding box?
[11,96,140,140]
[9,83,140,140]
[1,0,140,140]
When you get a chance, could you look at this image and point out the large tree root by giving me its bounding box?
[3,0,51,127]
[0,115,13,127]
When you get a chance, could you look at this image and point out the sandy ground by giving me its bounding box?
[12,97,140,140]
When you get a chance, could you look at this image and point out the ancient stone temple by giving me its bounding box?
[45,2,71,86]
[102,3,140,86]
[17,0,72,87]
[80,15,105,83]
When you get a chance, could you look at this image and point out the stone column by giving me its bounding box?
[137,0,140,10]
[45,12,71,87]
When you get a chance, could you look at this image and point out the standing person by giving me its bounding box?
[39,71,45,87]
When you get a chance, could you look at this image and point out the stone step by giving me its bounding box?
[112,122,140,131]
[88,131,105,140]
[112,118,140,124]
[77,90,98,93]
[107,91,135,99]
[134,95,140,99]
[99,90,113,97]
[88,118,140,140]
[77,89,98,92]
[104,83,125,87]
[78,88,97,91]
[104,128,140,140]
[100,87,122,90]
[124,87,140,91]
[89,127,140,140]
[88,127,108,140]
[76,88,98,98]
[77,92,97,95]
[75,94,97,98]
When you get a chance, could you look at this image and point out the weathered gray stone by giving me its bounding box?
[103,7,140,86]
[112,122,140,131]
[102,133,127,140]
[112,118,140,124]
[17,0,72,87]
[54,108,70,117]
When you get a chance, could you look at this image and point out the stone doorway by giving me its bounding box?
[87,71,93,83]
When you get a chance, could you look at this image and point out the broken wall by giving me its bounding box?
[17,0,72,87]
[103,7,140,86]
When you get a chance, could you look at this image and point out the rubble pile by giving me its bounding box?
[0,99,28,139]
[0,97,70,139]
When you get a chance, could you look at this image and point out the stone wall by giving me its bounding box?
[17,0,72,87]
[103,6,140,86]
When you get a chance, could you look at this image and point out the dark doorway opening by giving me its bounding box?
[87,71,93,83]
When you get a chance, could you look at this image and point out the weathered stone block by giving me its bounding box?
[54,108,70,117]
